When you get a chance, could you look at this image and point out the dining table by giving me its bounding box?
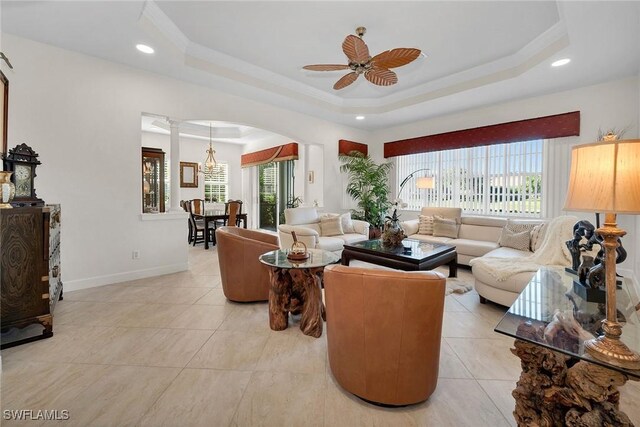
[191,209,248,249]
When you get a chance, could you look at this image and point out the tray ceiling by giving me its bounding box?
[3,1,639,129]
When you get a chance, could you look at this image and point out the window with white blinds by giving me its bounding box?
[204,163,229,203]
[396,139,543,217]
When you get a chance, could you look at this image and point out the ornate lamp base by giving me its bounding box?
[585,333,640,370]
[583,215,640,371]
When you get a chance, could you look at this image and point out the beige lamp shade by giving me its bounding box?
[564,139,640,214]
[416,176,435,189]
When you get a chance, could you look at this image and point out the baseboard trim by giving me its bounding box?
[63,262,189,292]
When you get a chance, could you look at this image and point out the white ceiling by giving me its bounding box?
[3,1,640,130]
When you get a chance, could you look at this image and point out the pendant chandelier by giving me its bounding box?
[203,123,217,173]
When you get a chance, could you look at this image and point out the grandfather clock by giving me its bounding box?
[3,143,45,207]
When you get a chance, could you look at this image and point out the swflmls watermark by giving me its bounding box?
[3,409,70,421]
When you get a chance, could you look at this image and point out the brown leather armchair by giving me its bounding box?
[216,226,279,302]
[323,264,446,406]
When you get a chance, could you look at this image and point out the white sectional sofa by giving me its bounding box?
[401,207,547,306]
[277,207,370,255]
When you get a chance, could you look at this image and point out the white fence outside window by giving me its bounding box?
[395,139,544,217]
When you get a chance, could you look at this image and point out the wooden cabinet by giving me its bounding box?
[142,147,165,213]
[0,205,62,348]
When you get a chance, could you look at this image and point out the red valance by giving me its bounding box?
[241,142,299,168]
[338,139,368,156]
[384,111,580,158]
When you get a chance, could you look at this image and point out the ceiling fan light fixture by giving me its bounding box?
[304,27,421,90]
[136,44,155,54]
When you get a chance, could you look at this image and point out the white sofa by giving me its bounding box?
[401,207,547,306]
[277,207,370,254]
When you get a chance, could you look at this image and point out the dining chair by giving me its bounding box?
[191,198,205,215]
[226,200,242,227]
[187,201,213,246]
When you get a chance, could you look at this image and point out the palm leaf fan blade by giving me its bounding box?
[371,48,421,69]
[365,68,397,86]
[303,64,350,71]
[342,35,370,63]
[333,72,359,90]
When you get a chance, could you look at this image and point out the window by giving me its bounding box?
[204,163,229,202]
[396,139,543,217]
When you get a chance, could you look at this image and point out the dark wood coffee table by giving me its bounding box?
[341,239,457,277]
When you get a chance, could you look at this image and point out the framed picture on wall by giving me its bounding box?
[180,162,198,188]
[0,70,8,157]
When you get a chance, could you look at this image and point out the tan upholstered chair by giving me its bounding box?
[323,264,446,406]
[216,226,279,302]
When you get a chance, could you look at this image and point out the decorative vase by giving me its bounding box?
[0,171,15,209]
[578,255,595,285]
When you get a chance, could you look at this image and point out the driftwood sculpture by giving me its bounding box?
[511,322,635,426]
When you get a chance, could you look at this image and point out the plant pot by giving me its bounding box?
[369,227,382,239]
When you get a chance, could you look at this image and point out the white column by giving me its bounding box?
[169,119,182,212]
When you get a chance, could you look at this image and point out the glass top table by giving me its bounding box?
[259,248,340,270]
[341,238,457,276]
[494,267,640,379]
[345,239,454,260]
[259,248,339,338]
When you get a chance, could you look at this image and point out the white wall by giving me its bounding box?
[305,144,324,207]
[140,131,244,202]
[2,34,368,290]
[372,76,640,281]
[5,31,638,290]
[242,136,325,209]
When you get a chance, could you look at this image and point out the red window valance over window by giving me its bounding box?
[241,142,299,168]
[338,140,368,156]
[384,111,580,158]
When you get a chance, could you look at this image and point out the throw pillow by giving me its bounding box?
[530,222,548,252]
[340,212,355,234]
[320,216,344,236]
[418,215,434,235]
[432,216,459,238]
[499,227,531,251]
[505,219,537,234]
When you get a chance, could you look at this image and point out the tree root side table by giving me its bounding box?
[259,249,339,338]
[495,268,640,426]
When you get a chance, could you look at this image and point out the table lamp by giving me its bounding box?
[563,139,640,369]
[396,169,435,208]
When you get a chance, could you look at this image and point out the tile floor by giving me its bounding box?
[2,245,639,426]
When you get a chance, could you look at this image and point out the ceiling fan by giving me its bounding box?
[303,27,421,90]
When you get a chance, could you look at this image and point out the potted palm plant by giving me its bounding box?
[339,151,393,238]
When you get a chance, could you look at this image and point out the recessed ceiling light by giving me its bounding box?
[551,58,570,67]
[136,44,155,54]
[355,116,365,120]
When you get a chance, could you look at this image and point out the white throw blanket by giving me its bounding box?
[468,215,578,281]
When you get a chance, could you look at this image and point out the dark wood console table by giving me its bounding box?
[495,268,640,426]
